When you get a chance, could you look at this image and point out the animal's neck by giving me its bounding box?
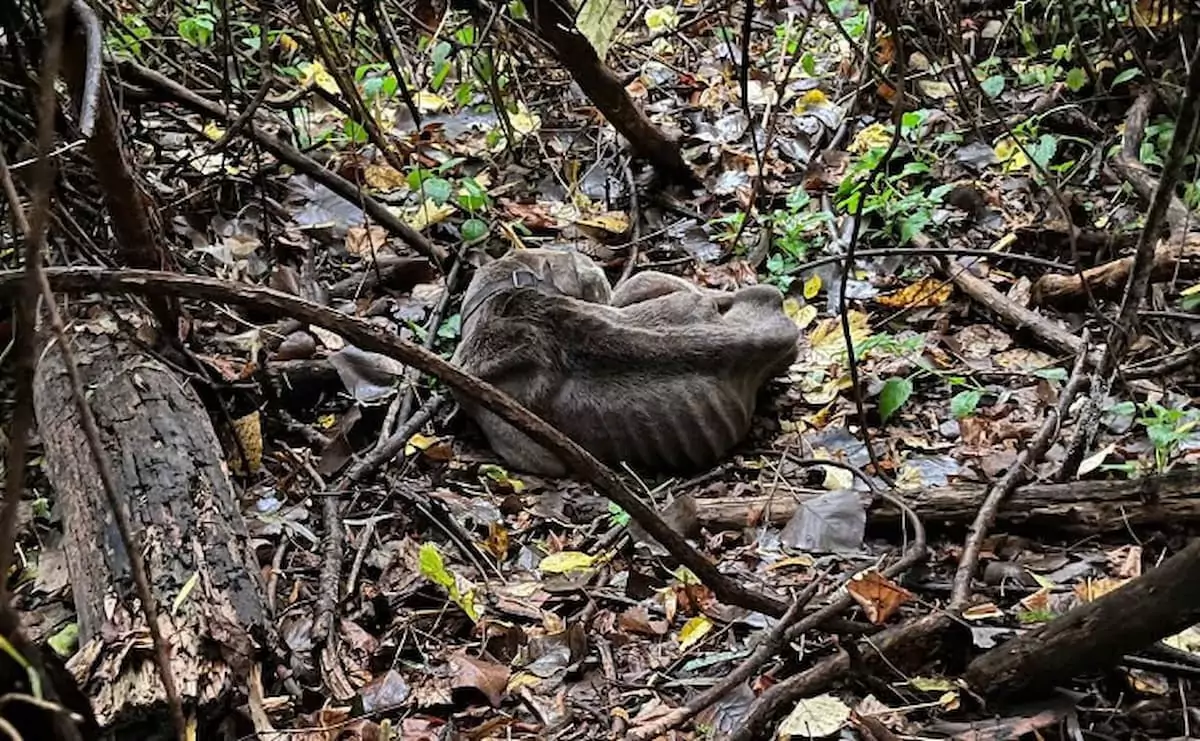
[460,265,559,332]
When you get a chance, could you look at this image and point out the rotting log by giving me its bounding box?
[33,332,269,737]
[964,537,1200,700]
[693,468,1200,534]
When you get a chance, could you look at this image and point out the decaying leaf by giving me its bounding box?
[777,693,851,739]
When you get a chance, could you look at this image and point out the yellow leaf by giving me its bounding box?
[909,676,955,692]
[405,432,439,457]
[317,414,337,429]
[644,5,679,31]
[677,615,713,651]
[172,572,200,616]
[994,136,1029,172]
[803,273,822,299]
[574,211,630,234]
[298,61,338,95]
[766,554,815,571]
[876,278,953,309]
[407,201,456,230]
[228,411,263,475]
[849,123,892,153]
[539,551,597,574]
[509,109,541,136]
[793,89,830,113]
[276,33,299,55]
[202,121,225,141]
[413,91,449,113]
[809,310,871,363]
[1181,283,1200,296]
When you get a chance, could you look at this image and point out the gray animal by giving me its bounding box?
[451,249,800,476]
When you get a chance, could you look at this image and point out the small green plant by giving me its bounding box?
[1138,402,1200,473]
[178,1,217,47]
[764,190,832,290]
[107,14,151,58]
[836,112,955,245]
[608,501,631,527]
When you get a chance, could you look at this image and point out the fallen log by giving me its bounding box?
[692,468,1200,534]
[1031,233,1200,308]
[964,537,1200,700]
[34,333,269,736]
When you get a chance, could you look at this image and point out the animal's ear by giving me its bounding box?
[463,245,504,269]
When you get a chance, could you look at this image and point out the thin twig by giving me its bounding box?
[949,334,1093,610]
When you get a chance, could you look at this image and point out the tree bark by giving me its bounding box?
[33,333,269,738]
[964,537,1200,700]
[692,469,1200,534]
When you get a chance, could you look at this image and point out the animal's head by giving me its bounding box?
[460,249,612,333]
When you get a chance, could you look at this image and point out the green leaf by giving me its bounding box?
[576,0,626,61]
[1033,367,1069,382]
[418,543,454,589]
[801,52,816,76]
[1065,67,1088,92]
[437,313,462,340]
[1030,134,1058,169]
[47,623,79,658]
[1113,67,1141,85]
[343,119,368,144]
[608,501,631,526]
[461,218,489,243]
[899,210,931,244]
[980,74,1005,98]
[421,177,453,204]
[951,389,982,419]
[879,377,913,423]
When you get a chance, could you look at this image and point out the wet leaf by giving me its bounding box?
[448,652,510,707]
[779,489,865,553]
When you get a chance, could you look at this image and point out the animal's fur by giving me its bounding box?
[451,249,800,476]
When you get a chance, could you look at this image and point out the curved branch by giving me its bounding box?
[3,266,790,618]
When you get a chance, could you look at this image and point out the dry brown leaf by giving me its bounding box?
[847,570,913,624]
[448,652,511,707]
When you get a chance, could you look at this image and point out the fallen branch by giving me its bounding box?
[692,466,1200,534]
[728,613,963,741]
[2,266,789,618]
[670,459,928,741]
[950,335,1091,609]
[937,252,1087,358]
[113,59,449,268]
[964,537,1200,700]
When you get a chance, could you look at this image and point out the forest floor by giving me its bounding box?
[3,0,1200,739]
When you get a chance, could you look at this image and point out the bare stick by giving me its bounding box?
[949,335,1092,610]
[114,59,449,267]
[5,267,790,617]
